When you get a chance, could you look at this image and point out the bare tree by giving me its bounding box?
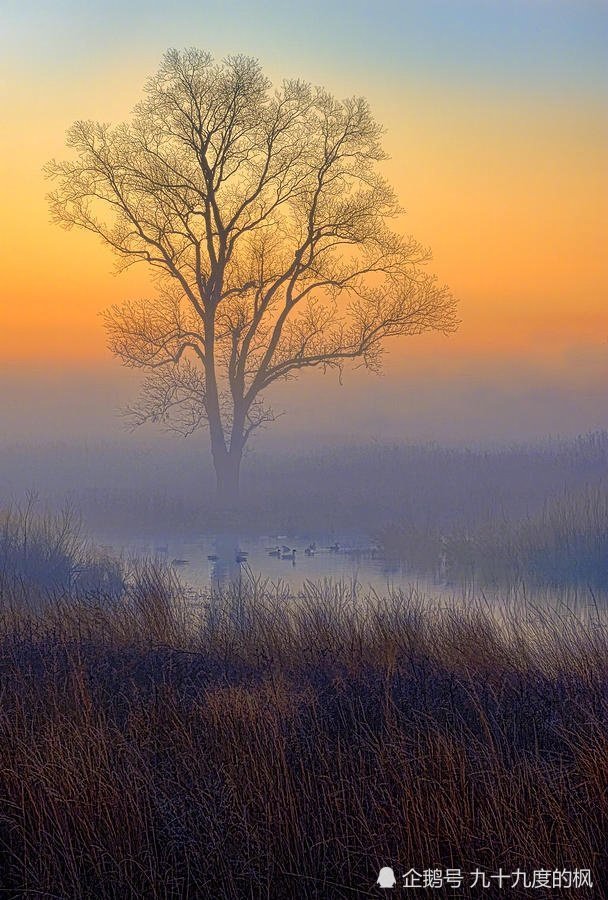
[46,48,458,506]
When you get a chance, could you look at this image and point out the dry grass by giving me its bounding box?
[379,482,608,590]
[0,572,606,898]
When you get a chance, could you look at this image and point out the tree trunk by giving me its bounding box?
[213,402,247,510]
[214,448,242,508]
[203,309,243,510]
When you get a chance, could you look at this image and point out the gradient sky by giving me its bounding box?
[0,0,606,443]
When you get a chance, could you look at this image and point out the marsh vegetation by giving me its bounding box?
[0,565,606,897]
[0,431,606,896]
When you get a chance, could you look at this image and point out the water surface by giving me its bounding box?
[100,531,448,594]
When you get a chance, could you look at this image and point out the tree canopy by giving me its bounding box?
[46,48,458,502]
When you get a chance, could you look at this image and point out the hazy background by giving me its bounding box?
[1,0,606,460]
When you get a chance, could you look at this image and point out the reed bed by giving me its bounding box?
[379,482,608,591]
[0,569,606,898]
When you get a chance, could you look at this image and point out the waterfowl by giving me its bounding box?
[207,554,219,562]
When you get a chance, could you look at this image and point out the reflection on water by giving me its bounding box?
[101,531,450,594]
[96,530,607,618]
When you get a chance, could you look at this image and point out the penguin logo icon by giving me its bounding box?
[377,866,397,888]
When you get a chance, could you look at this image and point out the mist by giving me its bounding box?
[3,342,607,449]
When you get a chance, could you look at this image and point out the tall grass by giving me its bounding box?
[380,482,608,590]
[453,483,608,588]
[0,498,124,597]
[0,570,605,897]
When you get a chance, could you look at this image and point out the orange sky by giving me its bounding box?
[1,80,605,378]
[1,2,607,399]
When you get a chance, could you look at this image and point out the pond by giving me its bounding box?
[98,530,453,595]
[94,529,606,619]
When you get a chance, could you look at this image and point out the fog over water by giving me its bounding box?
[2,350,606,600]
